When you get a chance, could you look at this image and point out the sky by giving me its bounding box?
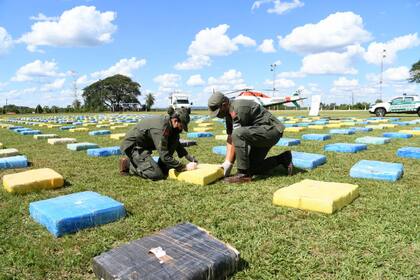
[0,0,419,108]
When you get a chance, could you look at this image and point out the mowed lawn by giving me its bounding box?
[0,110,419,279]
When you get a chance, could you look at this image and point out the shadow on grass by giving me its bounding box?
[253,166,307,181]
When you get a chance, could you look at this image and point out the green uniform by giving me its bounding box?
[225,99,286,174]
[120,115,187,180]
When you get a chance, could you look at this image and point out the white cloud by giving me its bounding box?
[232,34,256,47]
[174,55,211,70]
[366,66,410,83]
[91,57,146,79]
[363,33,420,65]
[258,39,276,53]
[333,77,359,88]
[0,26,13,55]
[279,12,371,53]
[277,71,305,78]
[175,24,255,70]
[12,60,65,82]
[154,73,181,92]
[19,6,117,52]
[205,69,249,92]
[41,78,66,91]
[300,45,364,75]
[30,13,58,21]
[252,0,304,15]
[186,74,205,87]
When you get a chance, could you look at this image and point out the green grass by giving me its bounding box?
[0,111,419,279]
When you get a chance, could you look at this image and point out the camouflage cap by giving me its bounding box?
[208,91,226,117]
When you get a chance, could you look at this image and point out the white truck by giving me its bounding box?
[169,92,192,113]
[369,94,420,117]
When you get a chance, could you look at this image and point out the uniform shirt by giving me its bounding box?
[121,115,187,169]
[225,99,285,134]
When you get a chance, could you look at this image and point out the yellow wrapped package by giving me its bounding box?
[0,148,19,158]
[379,124,396,128]
[273,179,359,214]
[110,133,126,140]
[198,123,213,127]
[308,125,325,130]
[48,138,77,145]
[110,125,127,130]
[193,127,213,132]
[3,168,64,194]
[215,135,228,141]
[365,125,384,130]
[69,128,88,132]
[0,142,3,149]
[284,127,305,133]
[399,130,420,136]
[326,123,343,128]
[169,164,224,186]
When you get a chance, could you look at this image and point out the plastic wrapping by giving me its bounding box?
[350,160,404,181]
[396,147,420,159]
[0,155,28,169]
[87,146,121,157]
[67,142,99,151]
[29,191,125,237]
[92,223,240,280]
[291,151,326,170]
[324,143,367,153]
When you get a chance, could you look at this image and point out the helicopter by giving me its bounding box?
[219,88,307,108]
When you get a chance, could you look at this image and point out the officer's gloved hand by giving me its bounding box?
[186,162,198,171]
[221,160,233,177]
[185,154,198,163]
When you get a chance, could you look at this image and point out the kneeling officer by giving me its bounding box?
[119,107,197,180]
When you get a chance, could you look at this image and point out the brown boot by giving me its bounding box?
[119,157,130,175]
[224,173,252,183]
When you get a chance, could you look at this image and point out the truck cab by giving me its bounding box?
[169,93,192,113]
[369,94,420,117]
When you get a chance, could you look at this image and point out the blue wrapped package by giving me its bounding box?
[383,132,412,139]
[350,160,404,182]
[20,130,41,135]
[59,125,76,130]
[87,146,121,157]
[14,128,32,133]
[67,142,99,151]
[355,136,391,145]
[413,127,420,131]
[276,138,301,146]
[0,155,28,169]
[29,191,126,237]
[89,130,111,136]
[8,126,23,130]
[296,123,310,127]
[351,127,372,132]
[396,147,420,159]
[187,132,214,138]
[329,129,355,135]
[291,151,326,170]
[212,146,227,155]
[324,143,367,153]
[301,134,331,141]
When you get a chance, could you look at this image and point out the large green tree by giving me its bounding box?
[145,93,155,111]
[408,59,420,83]
[82,74,141,111]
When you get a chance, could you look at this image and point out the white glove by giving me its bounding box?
[186,162,198,171]
[221,160,233,177]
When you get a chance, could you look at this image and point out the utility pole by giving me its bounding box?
[270,63,277,94]
[379,49,386,101]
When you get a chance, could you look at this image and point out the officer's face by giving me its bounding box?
[171,118,183,132]
[216,102,229,118]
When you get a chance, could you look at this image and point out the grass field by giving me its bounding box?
[0,111,419,279]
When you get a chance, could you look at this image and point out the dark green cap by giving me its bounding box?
[208,91,226,117]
